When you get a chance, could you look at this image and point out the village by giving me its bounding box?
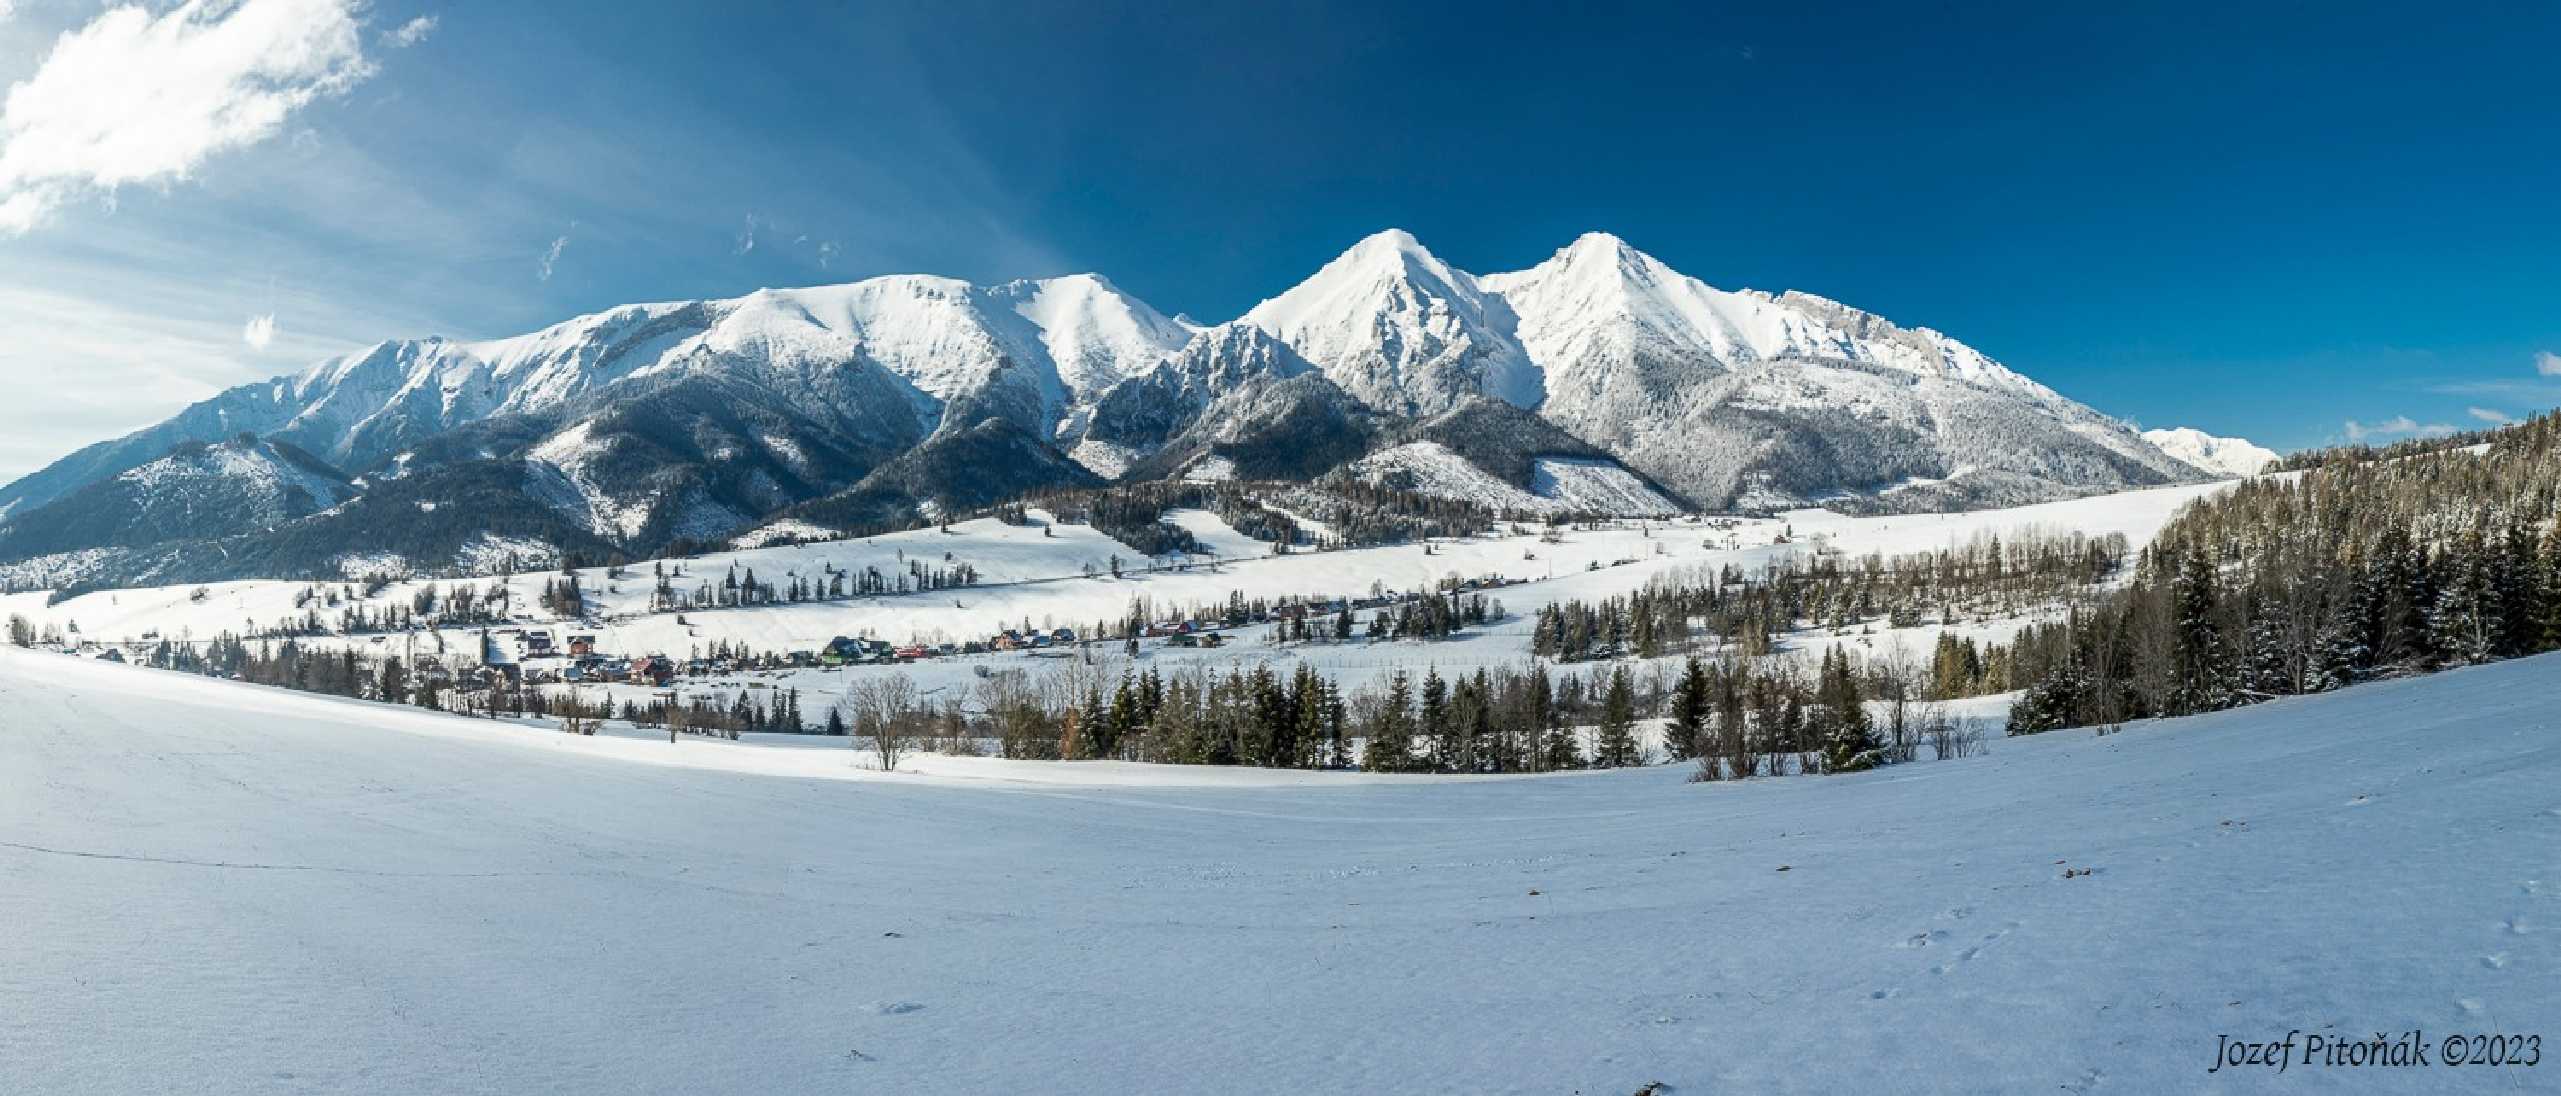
[465,571,1539,693]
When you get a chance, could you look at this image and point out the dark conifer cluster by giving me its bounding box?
[2003,413,2561,733]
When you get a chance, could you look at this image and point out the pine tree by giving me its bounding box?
[1419,668,1455,771]
[2430,525,2497,665]
[2171,546,2230,714]
[1362,672,1417,773]
[1594,666,1640,768]
[1665,656,1708,762]
[1816,647,1878,771]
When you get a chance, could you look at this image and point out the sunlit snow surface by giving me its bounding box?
[4,640,2555,1093]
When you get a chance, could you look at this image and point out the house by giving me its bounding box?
[480,632,522,685]
[567,634,597,657]
[630,655,675,687]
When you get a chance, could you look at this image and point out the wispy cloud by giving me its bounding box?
[382,14,437,48]
[0,0,380,236]
[2537,350,2561,377]
[537,230,570,282]
[817,239,839,269]
[734,212,759,255]
[241,312,277,350]
[2343,415,2455,442]
[2466,406,2513,425]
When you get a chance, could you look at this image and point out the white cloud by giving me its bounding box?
[0,0,377,236]
[241,312,276,350]
[382,14,436,48]
[0,2,17,24]
[536,231,569,282]
[2467,406,2513,425]
[2343,415,2455,443]
[2537,350,2561,377]
[817,240,839,269]
[734,212,758,255]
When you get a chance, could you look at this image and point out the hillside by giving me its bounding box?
[3,637,2552,1093]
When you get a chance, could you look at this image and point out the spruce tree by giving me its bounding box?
[1362,672,1417,773]
[1594,666,1640,768]
[1666,656,1708,762]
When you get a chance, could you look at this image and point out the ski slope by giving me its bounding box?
[3,645,2554,1093]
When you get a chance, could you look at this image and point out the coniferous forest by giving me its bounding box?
[2001,413,2561,733]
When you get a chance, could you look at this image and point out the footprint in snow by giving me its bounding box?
[2482,953,2509,970]
[875,1001,924,1016]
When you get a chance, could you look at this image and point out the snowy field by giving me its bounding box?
[1,480,2245,706]
[4,644,2554,1093]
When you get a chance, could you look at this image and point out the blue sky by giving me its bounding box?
[1,1,2556,484]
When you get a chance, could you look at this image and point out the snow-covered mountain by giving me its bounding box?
[2141,427,2278,477]
[1240,229,1542,416]
[1243,229,2198,511]
[0,229,2207,584]
[0,275,1191,523]
[0,437,353,565]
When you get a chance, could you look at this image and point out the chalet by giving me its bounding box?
[630,655,675,686]
[567,634,597,657]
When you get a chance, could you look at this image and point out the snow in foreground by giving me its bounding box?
[3,648,2555,1094]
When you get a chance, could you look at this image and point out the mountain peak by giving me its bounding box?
[2141,427,2278,477]
[1561,230,1639,261]
[1348,227,1429,258]
[1242,229,1537,415]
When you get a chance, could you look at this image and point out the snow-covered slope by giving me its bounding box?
[1242,229,1543,414]
[1479,233,2199,510]
[1069,321,1342,478]
[1236,230,2197,512]
[5,635,2553,1093]
[1345,441,1680,516]
[0,437,352,563]
[0,274,1189,521]
[2143,426,2279,477]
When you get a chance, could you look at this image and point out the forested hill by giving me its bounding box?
[2003,411,2561,732]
